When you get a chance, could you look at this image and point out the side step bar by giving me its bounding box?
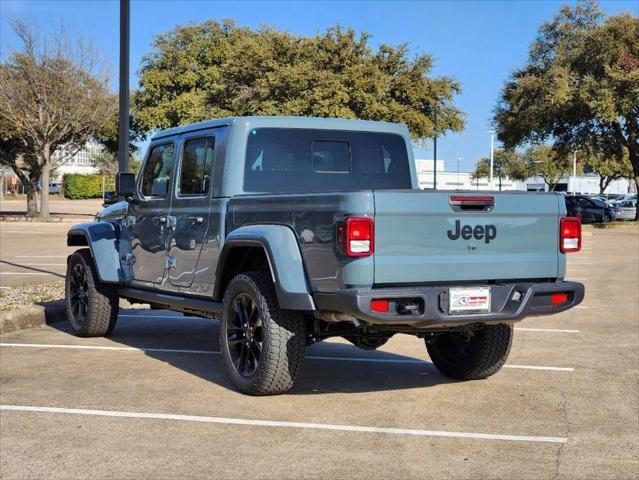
[118,287,223,316]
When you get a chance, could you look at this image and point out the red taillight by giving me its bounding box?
[551,293,569,305]
[370,299,389,313]
[343,217,374,257]
[560,217,581,253]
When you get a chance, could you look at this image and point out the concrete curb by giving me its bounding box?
[0,215,93,223]
[0,300,66,335]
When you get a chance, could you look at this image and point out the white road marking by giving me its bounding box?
[515,327,579,333]
[0,405,568,444]
[0,272,62,276]
[502,365,574,372]
[7,263,66,266]
[0,343,213,355]
[575,306,588,309]
[118,314,195,320]
[13,255,68,258]
[0,343,575,372]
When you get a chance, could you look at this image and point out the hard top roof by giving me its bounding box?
[150,116,409,141]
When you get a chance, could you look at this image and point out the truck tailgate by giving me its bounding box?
[373,191,562,284]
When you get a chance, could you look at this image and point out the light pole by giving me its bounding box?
[488,130,495,189]
[118,0,130,173]
[456,158,461,189]
[433,108,438,190]
[572,151,577,194]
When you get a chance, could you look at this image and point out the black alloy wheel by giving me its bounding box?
[227,293,264,377]
[68,262,89,327]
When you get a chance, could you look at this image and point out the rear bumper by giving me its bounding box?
[313,281,585,329]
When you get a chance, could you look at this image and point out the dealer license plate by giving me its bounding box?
[448,287,491,314]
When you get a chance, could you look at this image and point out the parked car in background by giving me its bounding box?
[611,194,637,206]
[612,199,637,221]
[565,195,614,223]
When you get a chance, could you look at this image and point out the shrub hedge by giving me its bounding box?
[63,174,114,199]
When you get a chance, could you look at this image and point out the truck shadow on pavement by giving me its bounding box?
[50,310,454,394]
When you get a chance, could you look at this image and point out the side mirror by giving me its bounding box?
[116,172,135,197]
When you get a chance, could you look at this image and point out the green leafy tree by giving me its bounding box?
[134,20,465,141]
[582,150,633,193]
[525,145,572,191]
[471,149,529,190]
[494,0,638,215]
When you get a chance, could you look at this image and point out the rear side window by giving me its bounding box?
[179,136,215,196]
[244,128,411,193]
[141,143,174,198]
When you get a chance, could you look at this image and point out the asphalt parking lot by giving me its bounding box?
[0,222,81,288]
[1,225,638,479]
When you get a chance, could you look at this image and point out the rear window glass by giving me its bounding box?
[244,128,411,193]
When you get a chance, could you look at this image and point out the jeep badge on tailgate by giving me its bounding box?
[447,219,497,243]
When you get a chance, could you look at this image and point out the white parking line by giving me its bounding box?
[118,314,194,320]
[7,263,66,266]
[0,343,575,372]
[0,272,62,276]
[515,327,579,333]
[575,306,587,309]
[13,255,68,258]
[0,405,568,444]
[116,314,586,330]
[0,343,213,355]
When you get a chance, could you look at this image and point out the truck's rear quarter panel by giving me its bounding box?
[227,192,375,292]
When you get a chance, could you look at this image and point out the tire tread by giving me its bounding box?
[66,249,118,337]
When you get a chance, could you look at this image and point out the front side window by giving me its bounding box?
[179,136,215,195]
[141,143,175,198]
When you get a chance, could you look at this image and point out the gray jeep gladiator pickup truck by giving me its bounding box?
[65,116,585,395]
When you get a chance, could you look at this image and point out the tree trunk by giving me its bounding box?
[0,171,5,200]
[11,166,39,216]
[39,163,50,219]
[628,144,639,220]
[25,177,38,217]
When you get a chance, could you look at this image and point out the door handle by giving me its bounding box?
[152,215,177,228]
[187,216,204,225]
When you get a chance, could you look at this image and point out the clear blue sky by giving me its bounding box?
[1,0,637,172]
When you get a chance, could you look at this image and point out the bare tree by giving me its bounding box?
[0,19,116,218]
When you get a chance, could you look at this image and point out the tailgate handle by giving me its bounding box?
[449,196,494,212]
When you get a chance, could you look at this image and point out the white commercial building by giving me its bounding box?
[414,157,634,194]
[51,142,101,181]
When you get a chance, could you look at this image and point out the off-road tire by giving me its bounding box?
[65,249,118,337]
[425,324,513,380]
[220,271,305,395]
